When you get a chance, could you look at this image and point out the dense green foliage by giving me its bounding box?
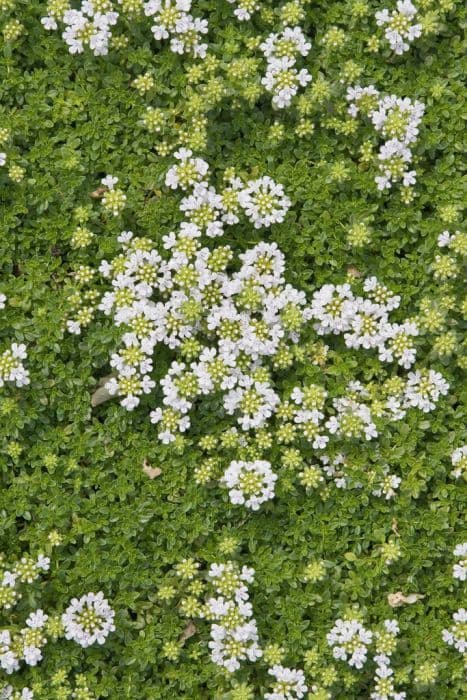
[0,1,465,697]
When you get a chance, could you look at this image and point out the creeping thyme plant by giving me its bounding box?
[0,0,465,697]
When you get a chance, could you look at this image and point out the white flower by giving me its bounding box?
[265,664,308,699]
[327,618,373,669]
[222,460,277,511]
[451,445,467,479]
[36,555,50,571]
[62,592,115,648]
[403,369,449,413]
[452,543,467,581]
[346,85,380,117]
[437,230,452,247]
[238,176,291,228]
[25,610,48,629]
[165,149,209,190]
[0,153,6,167]
[372,467,401,499]
[376,1,422,54]
[442,608,467,654]
[22,646,42,666]
[227,0,260,21]
[261,56,311,109]
[101,174,118,189]
[260,27,311,61]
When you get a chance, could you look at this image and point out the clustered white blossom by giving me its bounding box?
[41,0,208,57]
[0,152,6,167]
[450,445,467,480]
[437,229,465,251]
[0,343,29,389]
[100,174,127,216]
[0,554,51,674]
[0,687,33,700]
[264,664,308,699]
[320,453,350,489]
[0,294,29,390]
[260,26,312,108]
[403,368,449,413]
[67,159,302,444]
[442,608,467,654]
[237,176,291,228]
[0,553,50,615]
[371,620,406,700]
[327,617,373,669]
[310,278,418,369]
[221,459,277,510]
[0,550,114,676]
[452,543,467,582]
[227,0,260,22]
[376,1,422,55]
[144,0,208,58]
[347,86,425,191]
[371,466,401,500]
[62,591,116,647]
[42,1,119,56]
[206,562,262,672]
[65,160,450,454]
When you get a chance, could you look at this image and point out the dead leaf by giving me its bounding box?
[179,621,197,644]
[91,375,115,408]
[391,519,399,536]
[347,265,361,278]
[90,186,107,199]
[143,458,161,480]
[387,592,425,608]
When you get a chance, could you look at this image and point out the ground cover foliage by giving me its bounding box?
[0,1,466,698]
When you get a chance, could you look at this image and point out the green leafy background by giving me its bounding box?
[0,1,465,697]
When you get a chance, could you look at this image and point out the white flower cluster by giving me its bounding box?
[309,278,418,369]
[0,687,33,700]
[320,453,352,489]
[42,1,119,56]
[347,87,425,191]
[0,554,50,674]
[41,0,208,58]
[375,1,422,55]
[67,161,300,443]
[0,553,49,614]
[403,368,449,413]
[165,150,291,228]
[280,365,445,448]
[222,459,277,510]
[144,0,208,58]
[0,295,29,389]
[260,27,312,108]
[206,562,262,672]
[437,229,465,250]
[0,343,29,389]
[371,466,401,500]
[371,620,406,700]
[327,617,373,669]
[227,0,260,22]
[452,543,467,582]
[0,551,114,676]
[0,153,6,167]
[451,445,467,480]
[264,664,308,700]
[62,591,116,648]
[237,176,291,228]
[442,608,467,654]
[100,174,127,216]
[67,161,450,453]
[0,612,48,673]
